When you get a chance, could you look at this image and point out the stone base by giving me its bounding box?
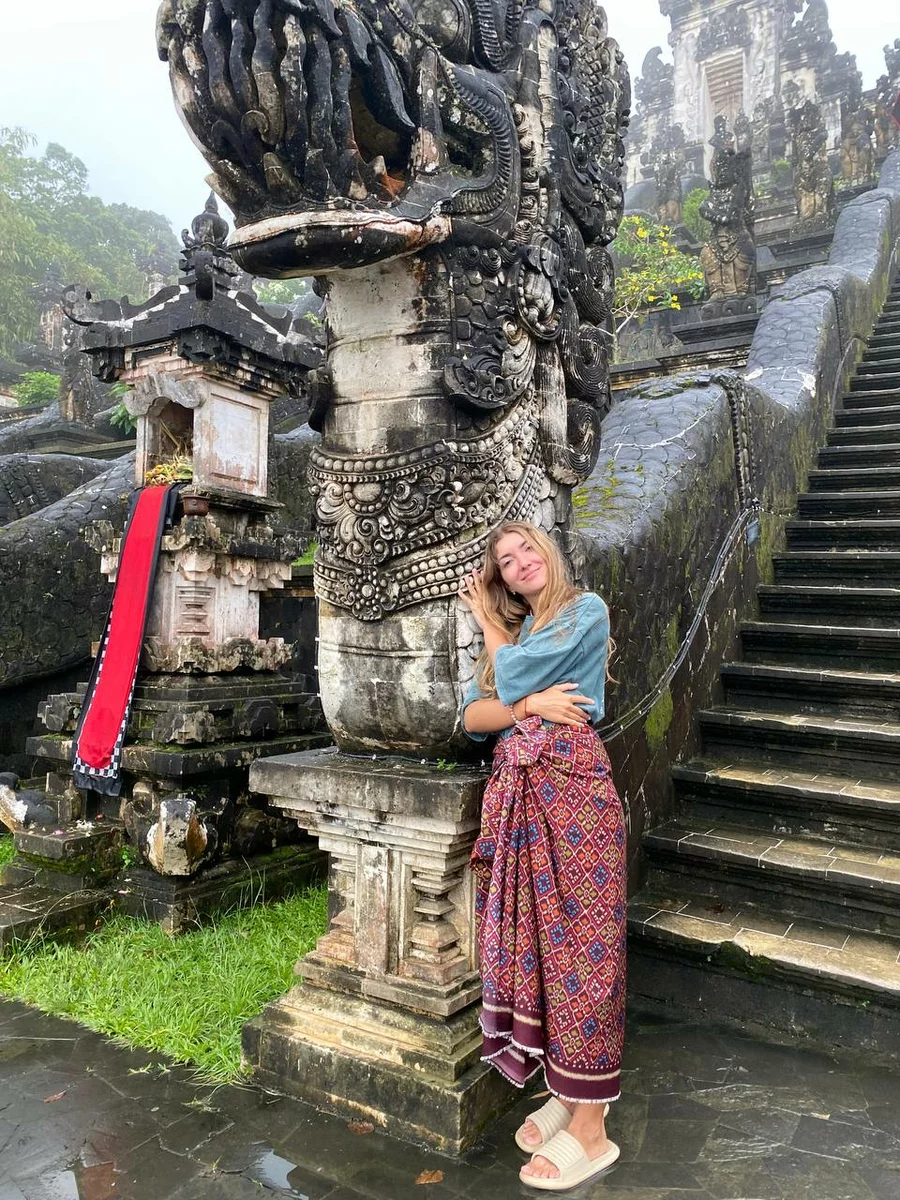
[243,982,517,1155]
[115,843,326,933]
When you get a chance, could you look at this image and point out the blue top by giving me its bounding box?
[462,592,610,742]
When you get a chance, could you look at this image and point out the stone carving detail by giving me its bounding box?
[647,124,685,225]
[699,140,756,315]
[157,0,629,749]
[840,106,875,186]
[696,8,751,60]
[157,0,628,632]
[790,99,835,226]
[309,393,544,620]
[635,47,674,110]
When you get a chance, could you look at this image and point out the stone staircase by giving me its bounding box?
[629,276,900,1059]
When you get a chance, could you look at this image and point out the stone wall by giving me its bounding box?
[580,149,900,887]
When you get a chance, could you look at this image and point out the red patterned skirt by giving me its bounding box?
[471,716,627,1104]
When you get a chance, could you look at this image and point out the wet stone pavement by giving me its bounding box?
[0,1001,899,1200]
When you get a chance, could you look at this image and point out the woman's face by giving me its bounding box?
[492,532,548,603]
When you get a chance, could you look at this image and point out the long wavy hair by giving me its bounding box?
[473,522,581,698]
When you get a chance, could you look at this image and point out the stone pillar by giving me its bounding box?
[246,750,513,1153]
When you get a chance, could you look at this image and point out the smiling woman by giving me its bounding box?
[458,521,627,1192]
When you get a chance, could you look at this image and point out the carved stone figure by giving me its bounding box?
[840,107,874,185]
[696,7,751,60]
[635,45,674,110]
[157,0,631,755]
[652,123,685,225]
[733,110,752,155]
[790,99,835,226]
[699,143,756,312]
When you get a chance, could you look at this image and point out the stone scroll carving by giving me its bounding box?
[157,0,630,751]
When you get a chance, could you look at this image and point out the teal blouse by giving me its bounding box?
[462,592,610,742]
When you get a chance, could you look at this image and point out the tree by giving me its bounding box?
[611,214,705,347]
[0,127,180,356]
[11,370,60,407]
[682,188,711,244]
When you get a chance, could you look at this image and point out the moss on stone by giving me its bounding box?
[644,687,674,754]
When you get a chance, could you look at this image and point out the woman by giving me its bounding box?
[459,521,626,1192]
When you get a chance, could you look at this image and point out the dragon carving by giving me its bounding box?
[157,0,630,752]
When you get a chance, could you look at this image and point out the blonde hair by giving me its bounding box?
[473,522,581,698]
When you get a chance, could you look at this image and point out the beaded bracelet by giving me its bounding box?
[508,704,518,725]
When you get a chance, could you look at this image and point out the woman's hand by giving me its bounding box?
[458,568,489,629]
[526,682,592,725]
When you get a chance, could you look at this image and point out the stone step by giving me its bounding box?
[826,423,900,445]
[862,344,900,362]
[719,661,900,721]
[644,818,900,936]
[834,405,900,427]
[0,884,109,952]
[698,707,900,781]
[773,550,900,585]
[786,518,900,549]
[817,443,900,469]
[10,820,124,892]
[807,466,900,490]
[797,490,900,518]
[757,582,900,625]
[742,620,900,670]
[672,758,900,850]
[849,374,900,393]
[854,358,900,376]
[628,885,900,1058]
[835,390,900,411]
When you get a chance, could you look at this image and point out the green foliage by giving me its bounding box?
[109,401,137,436]
[0,885,327,1082]
[0,835,14,868]
[11,370,59,407]
[681,187,711,244]
[611,215,705,332]
[0,126,179,356]
[292,539,318,566]
[254,277,313,307]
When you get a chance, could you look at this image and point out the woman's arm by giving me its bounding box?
[463,683,594,733]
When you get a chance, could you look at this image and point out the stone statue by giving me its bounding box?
[699,143,756,313]
[840,106,875,185]
[157,0,631,755]
[886,39,900,81]
[635,46,674,110]
[653,124,685,225]
[733,110,752,155]
[790,99,835,226]
[709,114,735,177]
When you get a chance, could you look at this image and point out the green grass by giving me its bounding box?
[0,884,327,1082]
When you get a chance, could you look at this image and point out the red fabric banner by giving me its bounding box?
[74,485,170,775]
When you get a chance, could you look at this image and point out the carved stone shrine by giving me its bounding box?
[22,197,328,930]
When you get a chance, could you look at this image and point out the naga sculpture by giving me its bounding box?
[157,0,630,755]
[790,99,835,227]
[699,140,756,316]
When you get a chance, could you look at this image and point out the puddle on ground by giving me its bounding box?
[249,1145,302,1192]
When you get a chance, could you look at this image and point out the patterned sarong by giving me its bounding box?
[471,716,627,1104]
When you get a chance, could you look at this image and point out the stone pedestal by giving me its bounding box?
[246,749,517,1153]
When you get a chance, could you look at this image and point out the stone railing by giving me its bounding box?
[577,148,900,886]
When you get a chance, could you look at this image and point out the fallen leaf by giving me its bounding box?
[347,1120,375,1135]
[811,1111,831,1120]
[43,1091,67,1103]
[415,1170,444,1185]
